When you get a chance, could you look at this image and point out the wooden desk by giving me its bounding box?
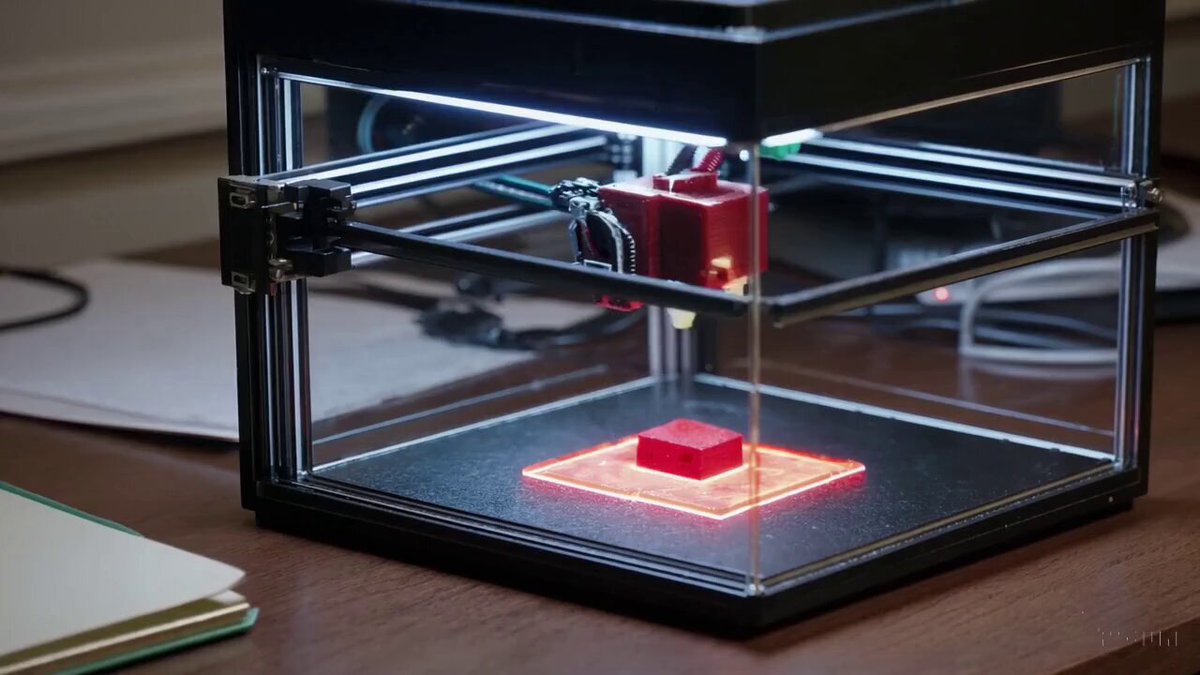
[2,311,1200,675]
[5,183,1200,675]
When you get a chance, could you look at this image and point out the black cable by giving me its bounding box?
[876,318,1100,351]
[417,303,643,351]
[507,310,643,350]
[970,307,1115,342]
[312,274,644,352]
[665,145,697,175]
[857,303,1117,342]
[308,283,440,311]
[0,267,89,332]
[843,301,1116,351]
[473,179,554,209]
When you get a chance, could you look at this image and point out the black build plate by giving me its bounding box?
[316,378,1105,580]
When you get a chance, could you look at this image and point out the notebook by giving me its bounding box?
[0,483,257,674]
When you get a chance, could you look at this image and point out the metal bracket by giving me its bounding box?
[1140,180,1164,207]
[1122,179,1163,211]
[219,176,355,295]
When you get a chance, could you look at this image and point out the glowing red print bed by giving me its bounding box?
[522,419,865,520]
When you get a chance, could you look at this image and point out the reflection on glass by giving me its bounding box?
[266,63,1146,594]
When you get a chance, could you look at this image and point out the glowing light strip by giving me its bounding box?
[524,462,864,521]
[393,91,729,147]
[279,72,728,147]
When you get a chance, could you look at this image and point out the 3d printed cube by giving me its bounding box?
[636,419,744,480]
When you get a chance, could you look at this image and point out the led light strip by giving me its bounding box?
[280,72,728,148]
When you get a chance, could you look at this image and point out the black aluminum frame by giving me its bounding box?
[224,0,1163,140]
[222,0,1163,630]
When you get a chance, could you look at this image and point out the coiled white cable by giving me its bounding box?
[959,259,1200,365]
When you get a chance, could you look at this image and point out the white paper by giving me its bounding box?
[0,260,598,441]
[0,488,245,657]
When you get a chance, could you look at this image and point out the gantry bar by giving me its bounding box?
[330,208,1157,326]
[332,220,752,317]
[259,122,609,208]
[801,137,1135,190]
[768,138,1137,212]
[264,122,550,180]
[350,135,607,203]
[765,211,1158,326]
[765,173,1116,221]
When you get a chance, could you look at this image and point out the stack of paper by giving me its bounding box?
[0,259,597,440]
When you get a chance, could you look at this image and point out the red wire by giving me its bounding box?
[693,148,724,173]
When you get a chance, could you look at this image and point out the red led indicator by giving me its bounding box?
[522,421,864,520]
[933,287,951,303]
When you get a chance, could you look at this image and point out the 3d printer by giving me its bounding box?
[218,0,1165,630]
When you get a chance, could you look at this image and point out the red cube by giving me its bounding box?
[636,419,744,480]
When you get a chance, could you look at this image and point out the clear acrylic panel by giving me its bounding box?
[305,258,649,469]
[743,64,1142,589]
[307,279,766,584]
[285,80,765,588]
[265,60,1142,595]
[736,255,1122,586]
[826,65,1133,173]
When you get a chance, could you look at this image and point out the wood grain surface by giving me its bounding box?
[2,297,1200,675]
[1,322,1199,674]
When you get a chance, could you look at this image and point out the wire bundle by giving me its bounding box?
[0,268,90,333]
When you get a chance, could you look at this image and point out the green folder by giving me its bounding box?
[0,482,258,675]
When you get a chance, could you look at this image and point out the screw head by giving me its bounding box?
[1146,186,1164,205]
